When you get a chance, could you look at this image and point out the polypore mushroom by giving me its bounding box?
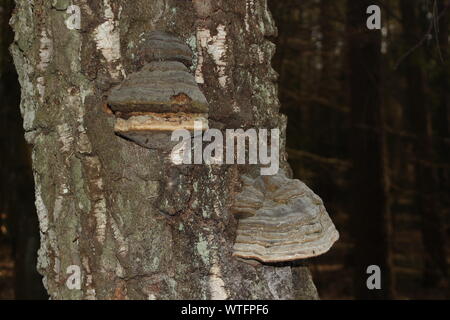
[107,33,209,149]
[231,172,339,263]
[138,31,194,67]
[108,61,209,114]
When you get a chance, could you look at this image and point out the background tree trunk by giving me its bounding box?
[399,0,449,291]
[347,0,393,299]
[11,0,319,299]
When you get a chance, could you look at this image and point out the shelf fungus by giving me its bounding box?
[231,172,339,263]
[108,47,209,149]
[138,31,194,67]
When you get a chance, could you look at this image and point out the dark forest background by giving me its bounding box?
[0,0,449,299]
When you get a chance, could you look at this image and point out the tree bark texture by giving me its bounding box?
[11,0,319,299]
[1,0,46,299]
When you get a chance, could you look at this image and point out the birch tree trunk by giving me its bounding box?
[11,0,319,299]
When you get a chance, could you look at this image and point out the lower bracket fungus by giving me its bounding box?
[231,172,339,263]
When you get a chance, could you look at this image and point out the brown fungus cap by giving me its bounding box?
[138,31,194,66]
[231,172,339,263]
[108,61,209,114]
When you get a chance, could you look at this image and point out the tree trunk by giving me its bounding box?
[1,0,46,299]
[347,0,393,299]
[436,3,450,293]
[399,0,449,291]
[11,0,319,300]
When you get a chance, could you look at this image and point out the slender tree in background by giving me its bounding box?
[435,2,450,287]
[399,0,448,291]
[347,0,393,299]
[435,3,450,295]
[10,0,319,299]
[437,2,450,140]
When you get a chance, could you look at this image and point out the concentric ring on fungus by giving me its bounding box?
[231,172,339,263]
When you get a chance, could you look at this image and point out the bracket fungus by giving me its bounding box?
[107,32,209,149]
[231,172,339,263]
[138,31,194,67]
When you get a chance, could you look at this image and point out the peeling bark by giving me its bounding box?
[11,0,319,299]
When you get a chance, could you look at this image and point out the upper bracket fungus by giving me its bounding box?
[107,31,209,149]
[231,172,339,263]
[138,31,194,67]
